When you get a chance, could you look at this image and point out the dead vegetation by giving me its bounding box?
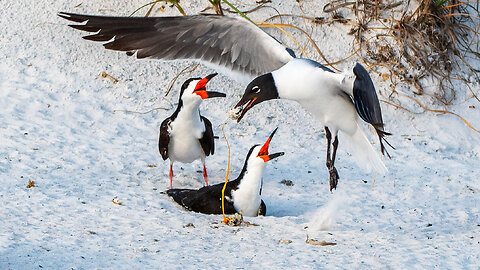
[26,180,36,188]
[323,0,480,106]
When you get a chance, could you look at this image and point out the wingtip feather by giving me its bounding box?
[58,12,89,23]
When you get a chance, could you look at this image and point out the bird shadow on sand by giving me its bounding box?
[264,196,321,217]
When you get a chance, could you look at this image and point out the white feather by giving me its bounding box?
[168,81,207,163]
[342,125,388,174]
[231,146,266,217]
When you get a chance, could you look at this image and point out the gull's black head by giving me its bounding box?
[233,73,279,122]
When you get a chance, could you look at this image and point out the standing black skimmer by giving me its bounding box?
[159,73,226,188]
[58,12,392,190]
[166,128,283,216]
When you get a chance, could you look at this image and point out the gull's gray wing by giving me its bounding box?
[58,13,295,80]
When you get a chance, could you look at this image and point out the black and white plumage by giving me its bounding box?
[234,60,393,190]
[159,73,226,188]
[59,12,392,191]
[167,128,284,217]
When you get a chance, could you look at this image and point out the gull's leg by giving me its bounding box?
[325,127,339,191]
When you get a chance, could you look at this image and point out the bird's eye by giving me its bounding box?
[252,86,261,93]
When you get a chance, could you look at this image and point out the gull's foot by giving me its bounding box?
[329,166,339,191]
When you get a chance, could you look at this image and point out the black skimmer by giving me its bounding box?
[166,128,283,216]
[159,73,226,188]
[58,12,392,190]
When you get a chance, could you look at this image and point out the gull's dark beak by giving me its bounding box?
[233,96,257,123]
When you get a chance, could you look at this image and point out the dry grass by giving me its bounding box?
[130,0,186,16]
[324,0,480,105]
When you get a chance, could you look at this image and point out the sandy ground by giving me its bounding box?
[1,0,479,268]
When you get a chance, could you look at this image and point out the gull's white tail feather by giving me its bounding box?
[343,126,387,174]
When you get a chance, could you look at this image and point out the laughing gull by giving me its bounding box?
[233,60,393,190]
